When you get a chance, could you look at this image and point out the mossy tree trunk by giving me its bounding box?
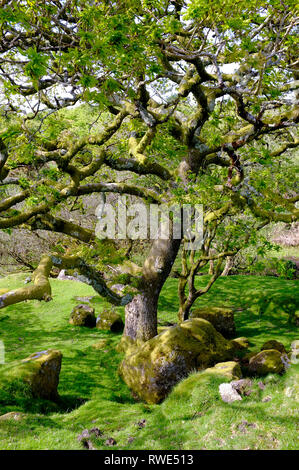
[221,256,234,276]
[124,221,181,342]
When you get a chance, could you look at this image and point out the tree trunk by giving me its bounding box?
[124,223,181,342]
[124,148,203,342]
[124,290,159,341]
[178,299,193,324]
[221,256,234,276]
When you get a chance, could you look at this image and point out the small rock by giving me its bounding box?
[90,427,102,437]
[262,396,272,403]
[261,340,286,354]
[77,429,90,442]
[231,337,249,350]
[0,412,25,422]
[24,276,32,284]
[69,304,96,328]
[92,339,109,350]
[77,429,96,450]
[219,383,242,403]
[111,284,126,294]
[96,310,124,333]
[83,440,95,450]
[231,379,253,395]
[281,353,291,370]
[136,419,146,429]
[258,381,265,390]
[77,427,102,447]
[105,437,117,446]
[237,420,256,433]
[205,361,242,380]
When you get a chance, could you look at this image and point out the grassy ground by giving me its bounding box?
[0,273,298,450]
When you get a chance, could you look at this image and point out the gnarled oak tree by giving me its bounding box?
[0,0,298,342]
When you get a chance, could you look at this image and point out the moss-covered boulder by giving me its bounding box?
[248,349,285,376]
[92,339,109,350]
[96,310,124,332]
[241,351,257,365]
[0,349,62,401]
[69,304,96,327]
[119,319,236,404]
[190,307,235,338]
[231,337,249,350]
[261,340,286,354]
[204,361,242,380]
[0,411,25,421]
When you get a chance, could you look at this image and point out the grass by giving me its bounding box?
[0,273,298,450]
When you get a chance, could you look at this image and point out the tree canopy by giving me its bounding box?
[0,0,298,340]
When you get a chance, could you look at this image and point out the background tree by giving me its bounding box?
[0,0,298,342]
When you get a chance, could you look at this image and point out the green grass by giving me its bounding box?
[0,273,298,450]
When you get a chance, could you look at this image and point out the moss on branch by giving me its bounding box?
[0,255,52,309]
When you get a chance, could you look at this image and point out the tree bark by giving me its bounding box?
[221,256,234,276]
[178,298,193,323]
[0,255,52,309]
[124,221,181,342]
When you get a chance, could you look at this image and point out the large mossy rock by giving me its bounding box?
[204,361,242,380]
[69,304,96,327]
[231,337,249,350]
[190,307,235,338]
[0,411,26,422]
[96,310,124,332]
[119,319,236,404]
[261,340,286,354]
[0,349,62,401]
[248,349,285,376]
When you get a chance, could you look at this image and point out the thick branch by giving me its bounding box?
[0,255,52,309]
[51,255,132,306]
